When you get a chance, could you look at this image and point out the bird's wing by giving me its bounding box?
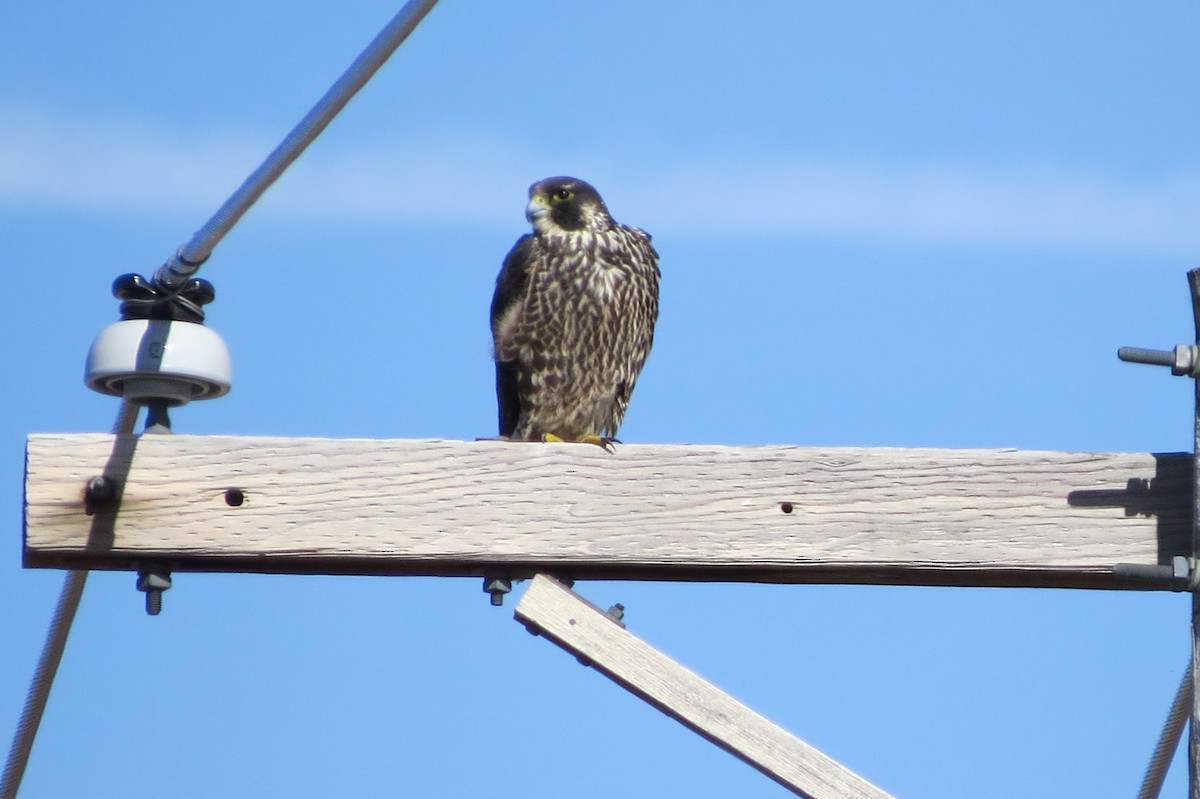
[494,360,522,438]
[491,234,536,437]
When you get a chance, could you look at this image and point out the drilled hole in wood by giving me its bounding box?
[224,488,245,507]
[780,502,794,514]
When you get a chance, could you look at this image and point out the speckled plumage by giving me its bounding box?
[491,176,660,441]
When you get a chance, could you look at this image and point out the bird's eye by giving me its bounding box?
[552,188,573,202]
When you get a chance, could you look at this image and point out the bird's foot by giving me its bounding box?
[579,434,618,452]
[540,433,617,452]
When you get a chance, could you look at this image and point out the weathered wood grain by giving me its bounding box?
[23,434,1191,588]
[514,575,894,799]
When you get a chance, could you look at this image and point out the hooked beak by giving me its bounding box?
[526,193,550,223]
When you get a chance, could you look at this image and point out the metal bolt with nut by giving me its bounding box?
[483,575,512,606]
[136,570,172,616]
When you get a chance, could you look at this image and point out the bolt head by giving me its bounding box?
[85,476,116,507]
[1173,344,1199,377]
[483,577,512,594]
[483,576,512,606]
[136,572,172,592]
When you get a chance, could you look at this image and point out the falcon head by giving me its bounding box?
[526,176,613,234]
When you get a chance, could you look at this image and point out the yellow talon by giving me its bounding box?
[538,433,616,452]
[579,434,617,452]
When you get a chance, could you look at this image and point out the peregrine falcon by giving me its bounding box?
[490,176,660,447]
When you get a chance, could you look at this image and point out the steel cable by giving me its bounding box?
[1137,661,1192,799]
[3,2,440,792]
[0,400,139,799]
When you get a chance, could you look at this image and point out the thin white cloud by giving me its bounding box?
[625,159,1200,253]
[2,104,1197,254]
[0,106,266,216]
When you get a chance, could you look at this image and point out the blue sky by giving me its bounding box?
[3,1,1200,796]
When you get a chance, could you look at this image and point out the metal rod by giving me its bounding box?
[1113,559,1190,590]
[154,0,440,291]
[1187,267,1200,799]
[0,400,140,799]
[1119,347,1178,368]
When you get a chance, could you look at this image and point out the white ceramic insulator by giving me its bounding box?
[85,319,232,406]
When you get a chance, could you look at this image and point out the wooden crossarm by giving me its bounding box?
[23,434,1190,589]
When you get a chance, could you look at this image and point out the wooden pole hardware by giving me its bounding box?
[1118,267,1200,799]
[1114,555,1197,592]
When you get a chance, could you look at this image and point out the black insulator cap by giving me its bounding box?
[112,273,215,323]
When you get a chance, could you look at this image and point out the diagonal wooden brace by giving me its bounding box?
[514,575,894,799]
